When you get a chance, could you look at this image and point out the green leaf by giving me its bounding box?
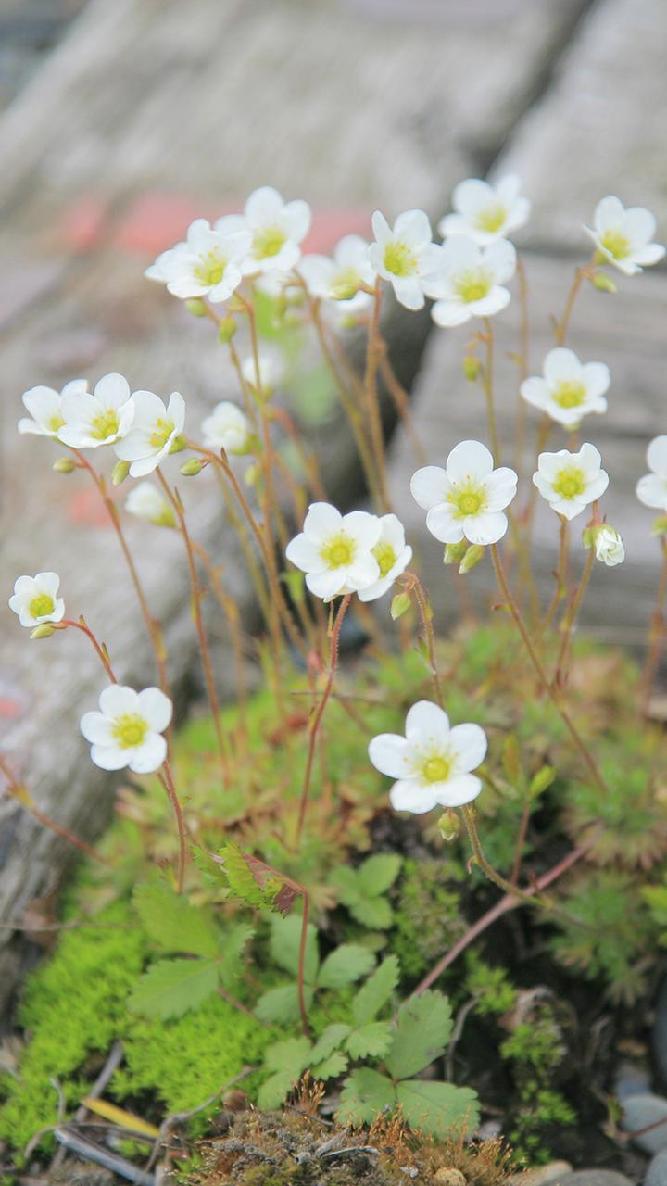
[357,854,402,897]
[128,958,219,1020]
[133,880,219,958]
[270,914,319,983]
[336,1068,396,1126]
[318,944,375,990]
[353,955,399,1027]
[257,1072,297,1110]
[255,984,314,1025]
[310,1052,348,1080]
[264,1036,312,1075]
[215,841,285,911]
[330,865,361,907]
[345,1021,393,1060]
[396,1080,480,1138]
[349,897,394,929]
[309,1024,351,1065]
[385,990,453,1079]
[218,924,254,989]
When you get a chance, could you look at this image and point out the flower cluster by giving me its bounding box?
[285,504,411,603]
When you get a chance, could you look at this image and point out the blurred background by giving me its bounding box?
[0,0,665,995]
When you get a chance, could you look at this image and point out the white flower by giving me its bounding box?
[369,700,486,814]
[591,524,625,567]
[125,482,176,527]
[81,685,172,774]
[58,373,135,450]
[636,435,667,512]
[300,234,375,313]
[216,185,311,275]
[521,347,610,428]
[439,174,530,246]
[145,219,251,302]
[369,209,444,310]
[8,572,65,628]
[410,441,517,546]
[18,379,87,438]
[533,444,609,521]
[426,237,516,327]
[585,196,665,275]
[201,401,251,455]
[285,502,382,601]
[241,350,284,395]
[114,390,185,477]
[357,514,412,602]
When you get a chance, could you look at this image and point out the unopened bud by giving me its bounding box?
[462,356,481,382]
[168,435,186,455]
[30,624,56,639]
[529,765,556,798]
[590,271,617,294]
[180,459,205,476]
[244,462,260,487]
[111,460,131,487]
[437,810,461,842]
[53,457,76,474]
[390,592,411,621]
[585,523,624,567]
[459,544,485,574]
[652,514,667,537]
[444,540,468,565]
[185,298,208,318]
[217,316,237,344]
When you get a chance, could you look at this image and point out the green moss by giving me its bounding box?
[392,858,465,979]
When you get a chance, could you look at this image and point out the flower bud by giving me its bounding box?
[585,523,624,567]
[437,810,461,842]
[217,316,237,344]
[444,540,468,565]
[652,514,667,537]
[53,457,76,474]
[185,298,208,318]
[244,462,260,487]
[30,624,56,639]
[459,544,485,574]
[180,459,205,476]
[462,356,481,382]
[529,765,556,798]
[111,460,131,487]
[390,592,411,621]
[590,272,617,294]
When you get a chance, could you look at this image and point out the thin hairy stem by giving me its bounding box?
[482,318,500,460]
[555,545,595,688]
[56,617,118,683]
[363,281,390,510]
[513,255,530,480]
[400,572,442,705]
[158,760,187,893]
[0,755,109,867]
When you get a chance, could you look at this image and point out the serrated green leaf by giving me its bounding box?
[357,854,402,897]
[270,914,319,982]
[255,984,314,1025]
[385,990,453,1079]
[353,955,399,1027]
[349,897,394,929]
[309,1024,351,1065]
[318,944,375,989]
[345,1021,393,1060]
[133,880,219,958]
[128,958,219,1020]
[264,1036,312,1075]
[310,1052,348,1081]
[218,923,254,989]
[258,1071,297,1110]
[396,1079,479,1138]
[336,1068,396,1126]
[216,841,284,911]
[330,865,361,907]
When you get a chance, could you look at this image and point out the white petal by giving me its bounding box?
[368,734,414,778]
[633,243,665,266]
[99,684,140,718]
[306,569,346,601]
[303,502,342,542]
[636,473,667,510]
[343,510,382,550]
[392,276,425,310]
[595,196,624,231]
[371,210,391,245]
[578,442,603,476]
[410,466,449,510]
[447,439,494,480]
[647,435,667,477]
[405,700,449,743]
[245,185,284,226]
[90,744,130,771]
[344,556,381,591]
[485,239,516,283]
[22,386,60,424]
[80,712,114,745]
[129,733,167,774]
[425,505,464,544]
[389,779,437,814]
[137,687,172,732]
[543,347,582,386]
[463,510,508,545]
[623,207,656,246]
[394,208,432,247]
[281,199,311,243]
[432,300,472,328]
[285,534,325,572]
[94,372,131,409]
[586,470,610,501]
[433,774,482,807]
[465,288,510,318]
[581,362,610,399]
[299,255,335,297]
[449,723,487,772]
[35,572,60,597]
[452,179,491,217]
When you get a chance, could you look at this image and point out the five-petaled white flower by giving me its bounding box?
[427,236,516,327]
[241,350,284,396]
[411,441,518,547]
[585,196,665,275]
[201,400,251,455]
[300,234,375,313]
[438,174,530,246]
[216,185,311,275]
[8,572,65,628]
[145,219,251,303]
[285,502,382,601]
[81,685,172,774]
[521,347,610,428]
[533,444,609,521]
[636,435,667,512]
[125,482,176,528]
[358,514,412,603]
[369,209,444,310]
[114,390,185,477]
[18,380,87,438]
[591,524,625,567]
[369,700,487,814]
[58,373,135,450]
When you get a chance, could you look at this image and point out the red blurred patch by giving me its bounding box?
[60,196,109,252]
[0,697,22,719]
[67,487,115,527]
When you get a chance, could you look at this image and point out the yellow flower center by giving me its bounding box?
[552,465,586,500]
[330,267,361,301]
[320,533,356,569]
[421,754,452,784]
[474,203,507,234]
[112,713,149,749]
[384,241,418,278]
[599,229,631,260]
[253,226,287,259]
[373,541,397,577]
[448,482,487,518]
[195,250,227,286]
[29,593,55,618]
[91,408,120,440]
[552,381,586,410]
[149,418,175,450]
[48,414,65,433]
[455,269,492,304]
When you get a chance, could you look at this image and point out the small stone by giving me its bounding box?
[647,1148,667,1186]
[549,1173,633,1186]
[434,1170,466,1186]
[508,1160,572,1186]
[621,1092,667,1154]
[614,1060,651,1100]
